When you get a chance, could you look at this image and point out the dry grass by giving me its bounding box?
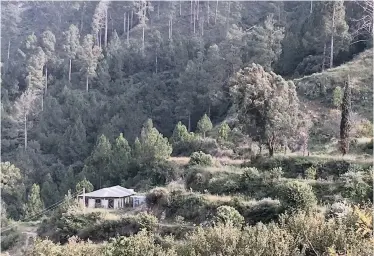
[203,194,234,203]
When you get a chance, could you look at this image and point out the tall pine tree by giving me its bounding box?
[340,76,352,156]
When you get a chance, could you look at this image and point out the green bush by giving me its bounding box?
[188,151,213,166]
[172,137,219,156]
[185,168,212,192]
[146,187,170,209]
[304,166,317,180]
[276,181,317,212]
[213,205,244,228]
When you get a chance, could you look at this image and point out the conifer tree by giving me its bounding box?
[41,174,59,207]
[197,114,213,138]
[340,77,352,156]
[110,133,132,181]
[63,25,80,82]
[245,14,285,70]
[75,177,94,193]
[170,121,191,144]
[332,86,343,108]
[83,134,112,188]
[26,183,44,220]
[218,121,231,141]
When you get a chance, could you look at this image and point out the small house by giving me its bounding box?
[78,185,145,209]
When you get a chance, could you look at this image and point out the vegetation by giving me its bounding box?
[0,0,372,254]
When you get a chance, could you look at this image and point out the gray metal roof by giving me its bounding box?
[78,185,135,198]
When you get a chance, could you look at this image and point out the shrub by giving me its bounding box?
[218,122,231,142]
[172,136,219,156]
[263,167,284,181]
[189,151,213,166]
[213,205,244,228]
[277,181,317,212]
[146,187,169,208]
[304,166,317,180]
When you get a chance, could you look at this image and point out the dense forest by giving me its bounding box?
[0,1,373,253]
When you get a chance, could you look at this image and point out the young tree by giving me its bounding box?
[136,119,172,163]
[75,177,94,193]
[340,77,352,156]
[332,86,343,108]
[170,121,191,145]
[244,14,285,70]
[62,25,81,82]
[40,174,59,208]
[218,121,231,141]
[78,34,102,92]
[110,133,132,181]
[230,64,300,157]
[25,184,44,220]
[83,134,112,188]
[197,114,213,138]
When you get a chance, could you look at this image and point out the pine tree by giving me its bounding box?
[340,77,352,156]
[245,14,285,70]
[40,174,59,208]
[26,183,44,220]
[170,121,191,144]
[83,134,112,188]
[63,25,81,82]
[197,114,213,138]
[110,133,132,181]
[218,121,231,141]
[78,34,102,92]
[75,177,94,193]
[137,119,172,163]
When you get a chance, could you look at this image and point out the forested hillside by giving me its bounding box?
[1,0,373,242]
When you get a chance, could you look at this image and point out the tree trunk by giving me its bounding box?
[179,0,182,16]
[86,73,89,92]
[330,5,335,69]
[45,66,48,94]
[80,3,85,33]
[104,7,108,47]
[24,111,27,150]
[215,0,218,24]
[188,114,191,132]
[68,58,72,82]
[7,40,10,63]
[157,1,160,19]
[190,0,193,25]
[124,12,126,34]
[131,10,133,28]
[168,19,171,39]
[41,95,44,111]
[207,2,210,24]
[155,53,158,73]
[99,29,102,48]
[268,144,274,157]
[142,26,145,54]
[171,16,173,38]
[127,13,130,45]
[226,1,231,32]
[197,0,199,21]
[310,1,313,14]
[201,16,204,36]
[322,43,326,71]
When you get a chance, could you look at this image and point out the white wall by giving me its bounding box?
[102,199,108,208]
[88,199,95,208]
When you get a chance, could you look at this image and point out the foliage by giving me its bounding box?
[188,151,213,166]
[340,78,352,155]
[230,64,300,157]
[276,181,317,212]
[197,114,213,138]
[213,205,244,228]
[146,187,170,210]
[25,183,44,220]
[304,166,317,180]
[75,177,94,193]
[332,86,343,108]
[218,121,231,142]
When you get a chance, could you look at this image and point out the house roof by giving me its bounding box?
[78,185,135,198]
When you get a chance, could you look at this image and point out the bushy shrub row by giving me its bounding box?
[27,209,374,256]
[243,156,372,179]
